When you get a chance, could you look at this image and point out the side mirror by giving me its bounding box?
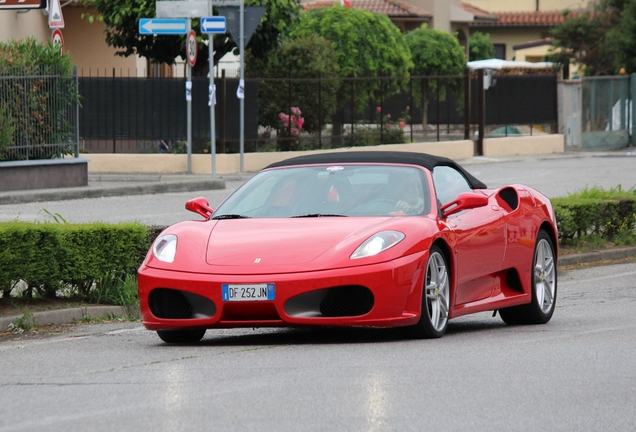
[185,197,214,220]
[440,192,489,217]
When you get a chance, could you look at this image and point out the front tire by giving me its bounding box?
[157,329,206,344]
[499,230,557,325]
[403,246,450,339]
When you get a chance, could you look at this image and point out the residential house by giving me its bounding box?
[467,0,595,64]
[0,2,148,77]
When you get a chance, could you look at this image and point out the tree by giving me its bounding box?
[469,31,494,61]
[88,0,301,76]
[605,0,636,73]
[549,0,632,75]
[288,6,413,144]
[406,24,466,131]
[247,35,340,150]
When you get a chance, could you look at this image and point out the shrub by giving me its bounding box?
[553,186,636,243]
[0,222,149,300]
[0,103,14,159]
[0,38,80,161]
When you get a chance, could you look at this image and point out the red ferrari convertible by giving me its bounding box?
[138,151,558,343]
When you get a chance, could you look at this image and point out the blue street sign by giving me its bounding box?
[139,18,187,35]
[201,16,226,34]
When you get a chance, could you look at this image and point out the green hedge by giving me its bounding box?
[0,222,150,299]
[552,186,636,244]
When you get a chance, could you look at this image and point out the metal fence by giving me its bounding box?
[76,71,558,154]
[581,75,631,150]
[0,66,80,161]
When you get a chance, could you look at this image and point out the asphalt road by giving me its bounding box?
[1,261,635,431]
[1,152,636,226]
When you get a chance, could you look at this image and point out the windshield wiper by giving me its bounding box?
[211,214,251,220]
[291,213,347,218]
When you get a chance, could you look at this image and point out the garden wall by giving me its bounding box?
[84,136,564,174]
[0,159,89,192]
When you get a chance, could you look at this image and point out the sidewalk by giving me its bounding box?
[0,173,232,205]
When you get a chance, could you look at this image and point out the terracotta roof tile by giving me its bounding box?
[302,0,432,18]
[470,10,583,27]
[460,2,497,21]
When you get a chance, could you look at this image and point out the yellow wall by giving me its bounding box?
[62,7,137,76]
[83,136,564,174]
[0,5,137,75]
[476,28,547,60]
[0,8,50,43]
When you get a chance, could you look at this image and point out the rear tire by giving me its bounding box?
[157,329,206,344]
[402,246,450,339]
[499,230,557,325]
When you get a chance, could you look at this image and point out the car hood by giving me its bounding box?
[144,216,439,275]
[206,218,392,269]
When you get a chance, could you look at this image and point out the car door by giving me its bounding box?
[433,166,506,305]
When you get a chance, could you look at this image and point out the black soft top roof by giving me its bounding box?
[265,151,487,189]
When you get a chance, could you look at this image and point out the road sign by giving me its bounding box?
[51,28,64,55]
[201,17,226,34]
[217,6,266,46]
[186,30,198,67]
[156,0,239,18]
[48,0,65,29]
[0,0,45,9]
[139,18,188,35]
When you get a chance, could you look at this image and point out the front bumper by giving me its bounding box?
[138,252,428,330]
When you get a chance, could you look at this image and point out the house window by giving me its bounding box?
[494,44,506,59]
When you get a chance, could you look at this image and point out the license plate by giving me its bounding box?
[222,283,275,302]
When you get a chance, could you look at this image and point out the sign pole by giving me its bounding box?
[209,35,217,178]
[239,0,245,173]
[186,18,193,174]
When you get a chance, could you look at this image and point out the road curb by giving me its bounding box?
[0,305,140,332]
[0,179,225,205]
[558,246,636,267]
[2,247,635,332]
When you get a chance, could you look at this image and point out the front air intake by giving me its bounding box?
[149,288,193,319]
[148,289,216,319]
[319,285,374,317]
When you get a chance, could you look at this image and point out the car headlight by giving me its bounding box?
[152,234,177,263]
[350,231,405,259]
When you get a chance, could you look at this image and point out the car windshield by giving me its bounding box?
[213,164,430,218]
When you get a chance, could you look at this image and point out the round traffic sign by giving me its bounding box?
[186,30,198,67]
[51,28,64,55]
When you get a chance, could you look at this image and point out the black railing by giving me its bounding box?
[77,71,558,154]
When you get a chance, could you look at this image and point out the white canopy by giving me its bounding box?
[466,59,555,70]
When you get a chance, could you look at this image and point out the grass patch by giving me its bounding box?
[7,310,34,333]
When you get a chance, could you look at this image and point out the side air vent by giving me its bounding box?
[498,187,519,211]
[149,288,216,319]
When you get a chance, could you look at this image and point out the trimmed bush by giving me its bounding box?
[0,222,149,299]
[553,186,636,244]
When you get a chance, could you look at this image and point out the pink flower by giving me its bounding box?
[387,114,391,119]
[376,106,381,113]
[291,106,301,115]
[399,121,406,128]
